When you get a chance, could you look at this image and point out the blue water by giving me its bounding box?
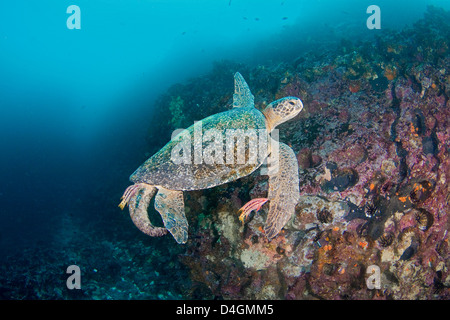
[0,0,449,299]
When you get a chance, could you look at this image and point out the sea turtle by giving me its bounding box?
[119,72,303,244]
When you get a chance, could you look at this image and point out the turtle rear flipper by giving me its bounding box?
[154,187,189,244]
[264,142,300,239]
[121,183,168,238]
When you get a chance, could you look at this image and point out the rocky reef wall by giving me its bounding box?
[148,6,449,300]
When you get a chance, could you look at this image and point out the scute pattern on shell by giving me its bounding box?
[130,107,268,191]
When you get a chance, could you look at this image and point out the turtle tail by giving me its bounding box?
[119,183,168,237]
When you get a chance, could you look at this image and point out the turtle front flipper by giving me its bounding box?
[264,142,300,239]
[119,183,168,238]
[233,72,255,108]
[154,187,189,244]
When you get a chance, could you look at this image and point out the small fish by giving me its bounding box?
[238,198,269,225]
[255,17,260,21]
[282,17,288,20]
[243,17,248,20]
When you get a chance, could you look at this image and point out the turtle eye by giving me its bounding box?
[288,101,295,105]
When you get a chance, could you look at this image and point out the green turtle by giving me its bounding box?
[119,72,303,244]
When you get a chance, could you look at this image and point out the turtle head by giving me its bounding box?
[263,96,303,131]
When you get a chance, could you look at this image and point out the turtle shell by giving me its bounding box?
[130,107,268,191]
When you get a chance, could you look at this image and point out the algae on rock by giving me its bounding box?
[168,96,185,128]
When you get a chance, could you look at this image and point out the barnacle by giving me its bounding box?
[378,232,394,247]
[364,201,380,218]
[414,208,434,231]
[356,221,370,236]
[410,180,433,204]
[381,181,394,194]
[317,208,333,224]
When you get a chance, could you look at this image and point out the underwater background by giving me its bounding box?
[0,0,449,299]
